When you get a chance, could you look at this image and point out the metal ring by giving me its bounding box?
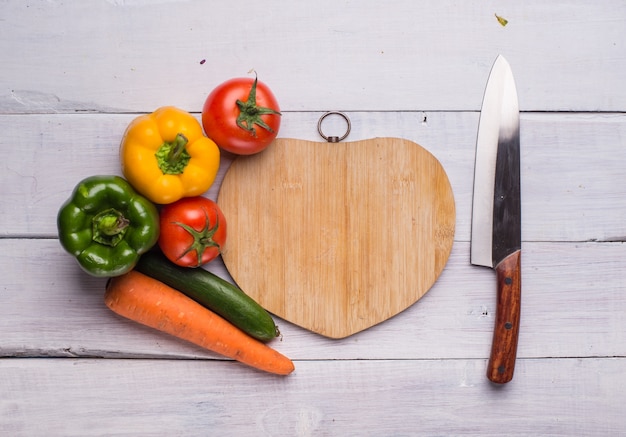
[317,111,351,143]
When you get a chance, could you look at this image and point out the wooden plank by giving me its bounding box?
[2,238,624,360]
[1,357,624,436]
[0,1,624,113]
[2,111,625,243]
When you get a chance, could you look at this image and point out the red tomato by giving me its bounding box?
[158,197,227,267]
[202,76,281,155]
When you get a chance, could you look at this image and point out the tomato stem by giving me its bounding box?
[235,76,281,136]
[173,208,222,267]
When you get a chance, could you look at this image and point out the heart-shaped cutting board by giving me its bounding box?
[217,137,455,338]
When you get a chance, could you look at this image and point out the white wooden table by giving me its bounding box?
[2,1,625,435]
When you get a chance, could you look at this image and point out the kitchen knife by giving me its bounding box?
[471,55,521,384]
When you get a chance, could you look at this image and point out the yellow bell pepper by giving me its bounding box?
[120,106,220,204]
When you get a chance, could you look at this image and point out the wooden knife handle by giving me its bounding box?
[487,249,521,384]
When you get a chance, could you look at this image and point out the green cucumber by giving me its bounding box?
[135,250,279,342]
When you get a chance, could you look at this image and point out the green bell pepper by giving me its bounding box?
[57,175,160,277]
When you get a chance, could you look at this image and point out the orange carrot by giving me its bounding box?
[105,271,295,376]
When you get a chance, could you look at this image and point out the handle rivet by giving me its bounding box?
[505,322,513,330]
[505,277,512,285]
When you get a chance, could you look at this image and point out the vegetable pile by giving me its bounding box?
[57,75,292,375]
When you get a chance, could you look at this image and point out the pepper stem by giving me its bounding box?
[155,133,191,175]
[92,208,130,247]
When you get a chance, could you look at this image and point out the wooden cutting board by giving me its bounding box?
[217,137,455,339]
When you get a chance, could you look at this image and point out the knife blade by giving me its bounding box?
[471,55,521,384]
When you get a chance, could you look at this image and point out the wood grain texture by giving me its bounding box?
[487,250,522,384]
[0,1,624,112]
[2,112,625,242]
[2,239,625,361]
[218,137,455,338]
[2,358,625,436]
[1,0,625,434]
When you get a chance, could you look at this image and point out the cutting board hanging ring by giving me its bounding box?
[217,111,456,339]
[317,111,351,142]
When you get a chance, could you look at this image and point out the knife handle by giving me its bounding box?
[487,249,521,384]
